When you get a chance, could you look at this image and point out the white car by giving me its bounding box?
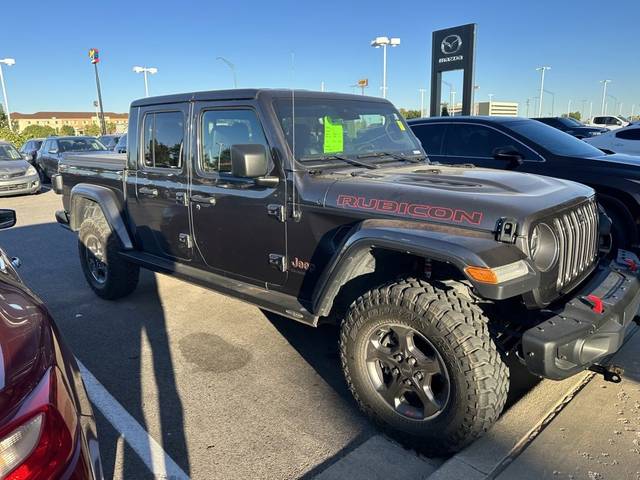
[584,124,640,156]
[587,115,629,131]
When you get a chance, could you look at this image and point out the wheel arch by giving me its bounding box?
[311,219,528,318]
[69,184,133,250]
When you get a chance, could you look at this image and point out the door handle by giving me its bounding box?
[138,186,158,198]
[191,194,216,205]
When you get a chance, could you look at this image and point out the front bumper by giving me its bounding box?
[0,174,40,196]
[523,252,640,380]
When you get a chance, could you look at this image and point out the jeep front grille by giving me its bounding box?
[553,199,599,290]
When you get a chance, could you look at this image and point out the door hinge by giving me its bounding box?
[268,254,287,272]
[496,217,518,243]
[178,233,193,249]
[267,204,286,222]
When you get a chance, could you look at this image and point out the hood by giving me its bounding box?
[586,153,640,167]
[322,163,594,232]
[570,126,607,133]
[0,160,30,176]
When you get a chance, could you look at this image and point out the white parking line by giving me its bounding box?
[78,361,190,480]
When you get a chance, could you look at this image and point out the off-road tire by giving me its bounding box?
[340,278,509,455]
[78,217,139,300]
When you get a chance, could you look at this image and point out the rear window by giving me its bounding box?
[615,128,640,141]
[509,120,603,157]
[142,111,184,169]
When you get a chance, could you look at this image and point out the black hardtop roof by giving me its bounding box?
[130,89,391,108]
[407,116,527,125]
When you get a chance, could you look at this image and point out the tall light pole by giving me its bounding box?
[600,80,611,115]
[488,93,494,115]
[544,89,555,116]
[589,101,593,121]
[370,36,400,99]
[443,81,454,113]
[567,99,572,117]
[0,58,16,131]
[216,57,237,88]
[632,104,636,119]
[418,88,426,117]
[536,66,551,117]
[451,91,457,116]
[133,66,158,97]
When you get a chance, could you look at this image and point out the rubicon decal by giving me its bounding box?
[336,195,483,226]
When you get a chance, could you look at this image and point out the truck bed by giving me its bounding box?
[58,152,127,210]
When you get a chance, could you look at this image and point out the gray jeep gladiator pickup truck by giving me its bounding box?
[52,89,640,454]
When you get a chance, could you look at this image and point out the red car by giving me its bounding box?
[0,209,103,479]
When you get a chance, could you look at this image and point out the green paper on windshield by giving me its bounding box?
[323,116,344,153]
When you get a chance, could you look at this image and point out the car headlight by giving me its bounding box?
[26,165,37,176]
[529,222,558,272]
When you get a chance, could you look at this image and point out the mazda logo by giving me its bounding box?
[441,34,462,55]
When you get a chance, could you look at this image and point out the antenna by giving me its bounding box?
[290,51,301,221]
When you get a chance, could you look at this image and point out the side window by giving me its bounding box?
[615,128,640,141]
[444,124,524,158]
[200,109,269,174]
[50,140,58,152]
[142,111,184,169]
[410,124,446,155]
[593,117,604,125]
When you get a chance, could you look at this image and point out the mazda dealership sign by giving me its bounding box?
[430,24,477,116]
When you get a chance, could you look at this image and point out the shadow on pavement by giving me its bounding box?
[0,222,190,478]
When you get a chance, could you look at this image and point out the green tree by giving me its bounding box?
[398,108,422,119]
[0,127,26,148]
[106,122,117,134]
[84,123,101,136]
[21,124,57,139]
[563,112,582,121]
[58,125,75,136]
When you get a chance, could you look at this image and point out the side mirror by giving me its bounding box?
[493,147,523,166]
[22,152,33,161]
[231,144,272,179]
[0,210,16,230]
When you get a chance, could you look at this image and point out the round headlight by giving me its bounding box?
[529,222,558,272]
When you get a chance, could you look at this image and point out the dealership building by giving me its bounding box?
[12,111,128,134]
[476,101,519,117]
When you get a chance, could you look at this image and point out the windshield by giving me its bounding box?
[273,97,424,164]
[0,144,22,161]
[509,120,604,157]
[58,138,106,153]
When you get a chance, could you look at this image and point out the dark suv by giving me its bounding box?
[533,117,606,139]
[18,138,43,166]
[409,116,640,251]
[37,136,109,181]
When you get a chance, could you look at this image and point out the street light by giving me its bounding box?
[133,66,158,97]
[370,36,400,99]
[418,88,427,117]
[536,66,551,117]
[488,93,494,115]
[443,80,454,114]
[600,80,611,116]
[0,58,16,131]
[216,57,237,88]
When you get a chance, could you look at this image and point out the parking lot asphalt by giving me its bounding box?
[1,189,385,479]
[0,189,542,479]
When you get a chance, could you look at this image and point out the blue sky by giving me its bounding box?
[1,0,638,117]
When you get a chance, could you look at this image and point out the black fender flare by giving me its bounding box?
[311,219,536,316]
[69,184,133,250]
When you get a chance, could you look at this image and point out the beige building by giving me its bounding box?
[476,101,519,117]
[12,111,128,135]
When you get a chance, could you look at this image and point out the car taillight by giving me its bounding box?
[0,368,76,480]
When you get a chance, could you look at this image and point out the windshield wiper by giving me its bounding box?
[300,154,379,169]
[357,151,426,163]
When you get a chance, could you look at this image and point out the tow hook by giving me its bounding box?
[589,364,624,383]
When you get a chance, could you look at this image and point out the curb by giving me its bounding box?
[427,370,594,480]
